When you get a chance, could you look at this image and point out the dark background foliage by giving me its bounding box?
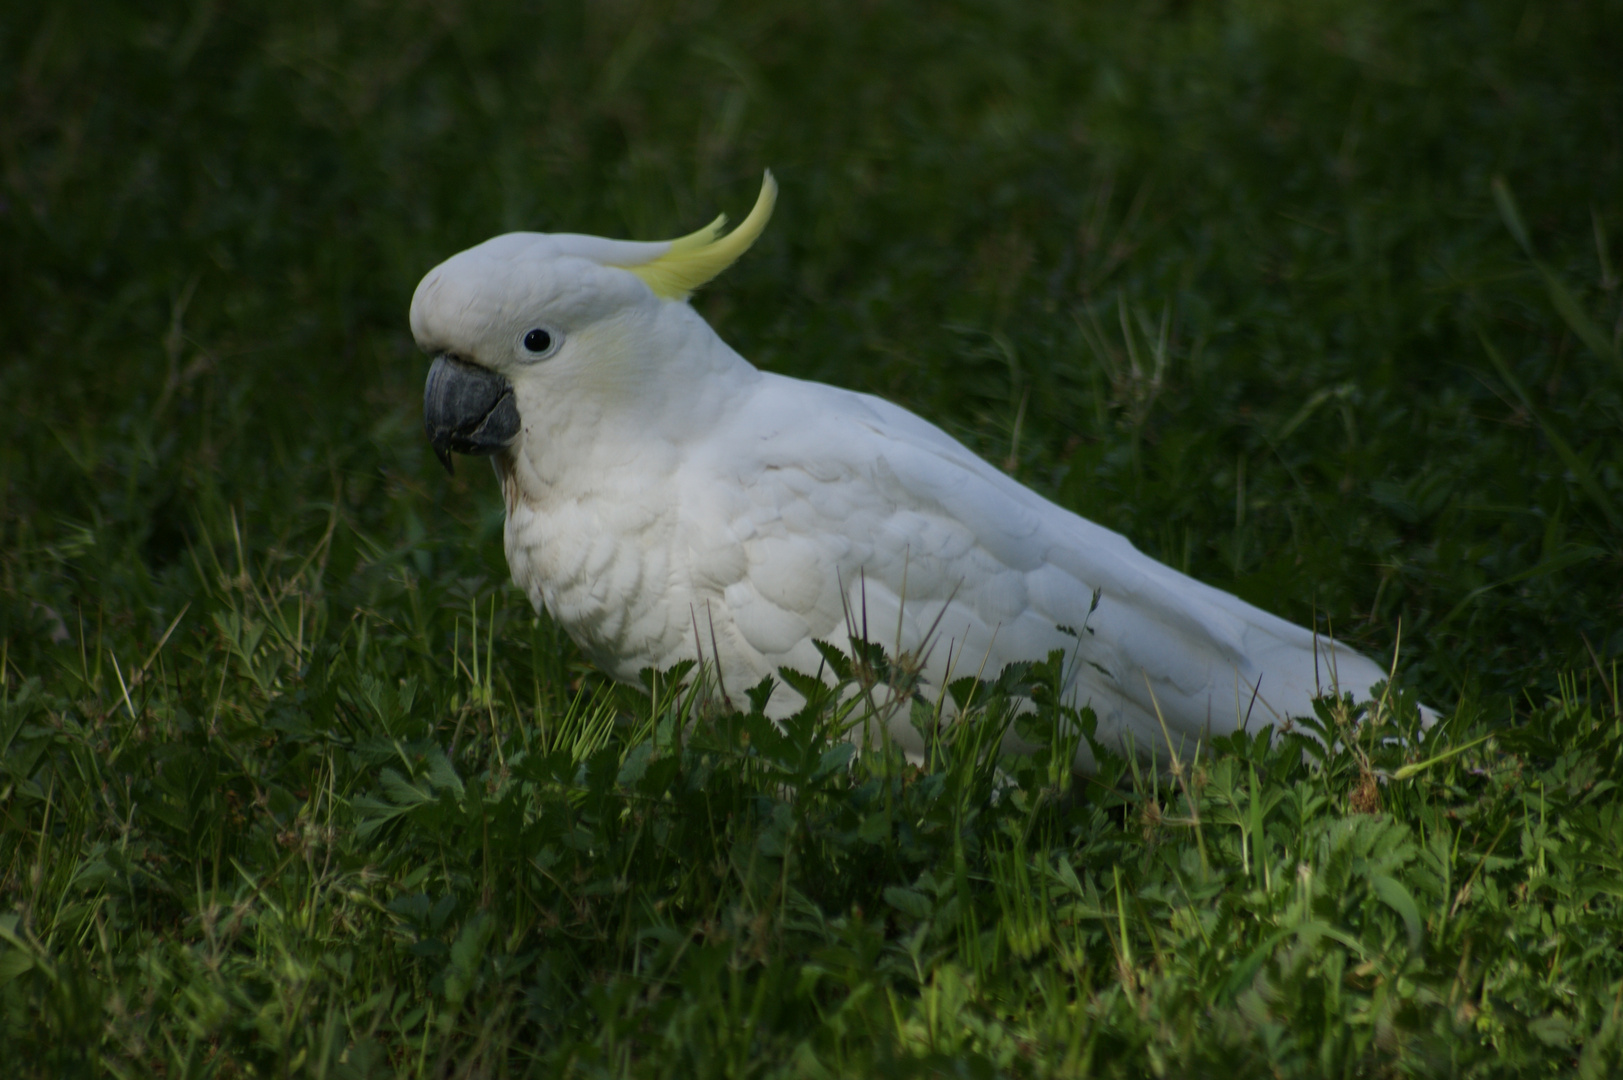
[2,0,1621,1075]
[5,0,1621,701]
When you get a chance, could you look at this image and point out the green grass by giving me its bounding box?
[3,0,1622,1074]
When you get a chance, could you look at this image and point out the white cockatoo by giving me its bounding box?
[412,172,1405,771]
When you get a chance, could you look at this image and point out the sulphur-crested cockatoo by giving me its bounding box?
[412,172,1402,771]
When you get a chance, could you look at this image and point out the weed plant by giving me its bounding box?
[3,0,1622,1075]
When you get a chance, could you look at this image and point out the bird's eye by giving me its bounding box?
[521,328,557,356]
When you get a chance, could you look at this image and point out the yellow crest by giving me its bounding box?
[620,171,778,300]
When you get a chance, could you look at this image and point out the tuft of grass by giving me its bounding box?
[3,600,1621,1075]
[3,0,1622,1074]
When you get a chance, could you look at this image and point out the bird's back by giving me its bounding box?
[674,371,1393,769]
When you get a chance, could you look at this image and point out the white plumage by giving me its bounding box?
[411,173,1401,771]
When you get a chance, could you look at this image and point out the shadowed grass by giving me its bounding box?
[3,0,1622,1074]
[2,563,1619,1075]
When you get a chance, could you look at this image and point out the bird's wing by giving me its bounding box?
[680,373,1389,756]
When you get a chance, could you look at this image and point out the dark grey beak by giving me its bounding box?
[423,353,521,476]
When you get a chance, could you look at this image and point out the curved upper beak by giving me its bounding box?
[423,353,521,476]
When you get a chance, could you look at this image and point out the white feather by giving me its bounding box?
[412,214,1410,772]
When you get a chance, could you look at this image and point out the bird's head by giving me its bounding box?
[410,171,777,474]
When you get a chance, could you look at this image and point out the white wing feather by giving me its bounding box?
[676,373,1389,768]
